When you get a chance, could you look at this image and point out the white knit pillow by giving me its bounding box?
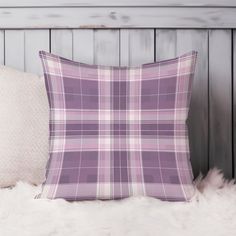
[0,66,49,187]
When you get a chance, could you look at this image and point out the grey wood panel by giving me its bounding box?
[0,30,4,65]
[51,29,73,59]
[119,29,129,66]
[120,29,154,66]
[176,30,209,177]
[209,30,232,179]
[24,30,50,75]
[156,29,209,177]
[94,29,119,66]
[1,0,236,7]
[1,7,236,28]
[5,30,25,70]
[156,30,177,60]
[5,30,49,74]
[72,29,94,64]
[233,30,236,178]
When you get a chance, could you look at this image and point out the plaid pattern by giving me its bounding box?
[39,51,197,201]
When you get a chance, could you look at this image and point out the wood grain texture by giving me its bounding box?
[156,30,177,60]
[156,30,209,177]
[209,30,232,179]
[176,30,209,177]
[1,7,236,28]
[120,29,155,66]
[0,30,4,65]
[5,30,25,70]
[1,0,236,7]
[72,29,94,64]
[94,29,119,66]
[5,30,49,74]
[233,30,236,178]
[51,29,73,59]
[24,30,49,75]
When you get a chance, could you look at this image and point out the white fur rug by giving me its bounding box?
[0,169,235,236]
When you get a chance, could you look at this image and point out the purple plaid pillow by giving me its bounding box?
[39,51,197,201]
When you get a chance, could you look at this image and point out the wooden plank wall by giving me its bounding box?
[0,28,234,179]
[2,0,236,7]
[1,7,236,29]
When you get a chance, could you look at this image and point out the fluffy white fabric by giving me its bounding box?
[0,66,49,187]
[0,169,235,236]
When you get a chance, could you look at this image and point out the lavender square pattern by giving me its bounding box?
[39,50,197,201]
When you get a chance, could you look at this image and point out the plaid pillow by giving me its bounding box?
[39,51,197,201]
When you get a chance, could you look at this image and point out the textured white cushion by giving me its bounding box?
[0,66,49,187]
